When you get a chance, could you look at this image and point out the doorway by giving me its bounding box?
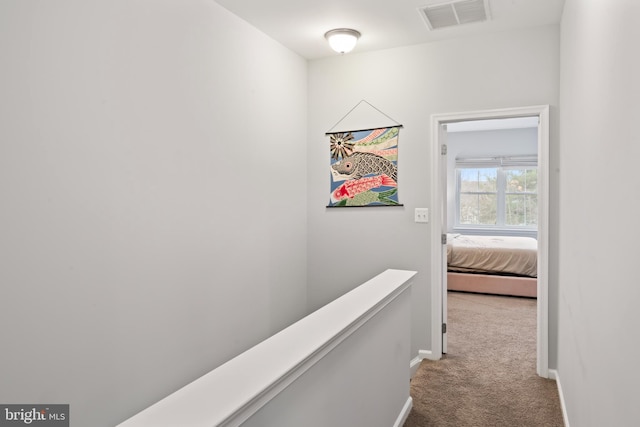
[428,105,550,378]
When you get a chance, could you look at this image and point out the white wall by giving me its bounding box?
[558,0,640,425]
[446,127,538,233]
[307,26,560,360]
[0,1,307,426]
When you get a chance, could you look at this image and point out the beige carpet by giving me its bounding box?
[404,292,563,427]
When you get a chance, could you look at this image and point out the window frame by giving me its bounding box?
[456,167,499,226]
[503,167,538,227]
[454,157,538,234]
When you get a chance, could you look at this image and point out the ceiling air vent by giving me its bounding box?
[418,0,491,31]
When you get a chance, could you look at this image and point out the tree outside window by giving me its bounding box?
[505,168,537,226]
[459,168,497,225]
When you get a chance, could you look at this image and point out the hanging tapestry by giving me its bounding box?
[327,126,401,207]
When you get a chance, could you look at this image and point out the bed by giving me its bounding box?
[446,233,538,298]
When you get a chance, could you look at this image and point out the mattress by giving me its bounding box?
[447,234,537,278]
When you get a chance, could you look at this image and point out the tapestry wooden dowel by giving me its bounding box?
[326,204,405,208]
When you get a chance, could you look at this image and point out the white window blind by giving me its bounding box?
[455,155,537,168]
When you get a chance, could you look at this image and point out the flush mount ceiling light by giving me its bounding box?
[324,28,361,54]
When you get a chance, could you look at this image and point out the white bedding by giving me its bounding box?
[447,234,538,278]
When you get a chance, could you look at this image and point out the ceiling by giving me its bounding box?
[214,0,565,60]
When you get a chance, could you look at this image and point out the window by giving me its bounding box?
[459,168,498,225]
[456,157,537,229]
[504,168,537,226]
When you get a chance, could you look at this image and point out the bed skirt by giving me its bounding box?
[447,272,537,298]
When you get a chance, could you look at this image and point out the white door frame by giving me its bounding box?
[428,105,550,378]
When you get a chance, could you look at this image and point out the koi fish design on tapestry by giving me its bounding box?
[328,126,401,207]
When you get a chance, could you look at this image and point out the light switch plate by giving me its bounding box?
[415,208,429,223]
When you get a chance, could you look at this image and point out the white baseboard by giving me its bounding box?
[548,369,570,427]
[419,349,438,360]
[410,355,423,378]
[393,397,413,427]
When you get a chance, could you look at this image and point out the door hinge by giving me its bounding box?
[441,144,447,155]
[442,234,447,245]
[442,323,447,333]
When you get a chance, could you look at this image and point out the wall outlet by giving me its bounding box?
[414,208,429,223]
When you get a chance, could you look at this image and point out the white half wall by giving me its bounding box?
[117,269,415,427]
[307,25,560,360]
[0,1,307,426]
[558,0,640,425]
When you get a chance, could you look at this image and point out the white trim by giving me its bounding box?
[430,105,550,377]
[548,369,570,427]
[536,105,550,378]
[418,349,437,360]
[430,118,444,359]
[410,355,423,378]
[393,397,413,427]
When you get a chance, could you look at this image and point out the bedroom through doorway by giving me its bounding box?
[429,106,550,378]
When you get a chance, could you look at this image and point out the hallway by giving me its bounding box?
[405,292,563,426]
